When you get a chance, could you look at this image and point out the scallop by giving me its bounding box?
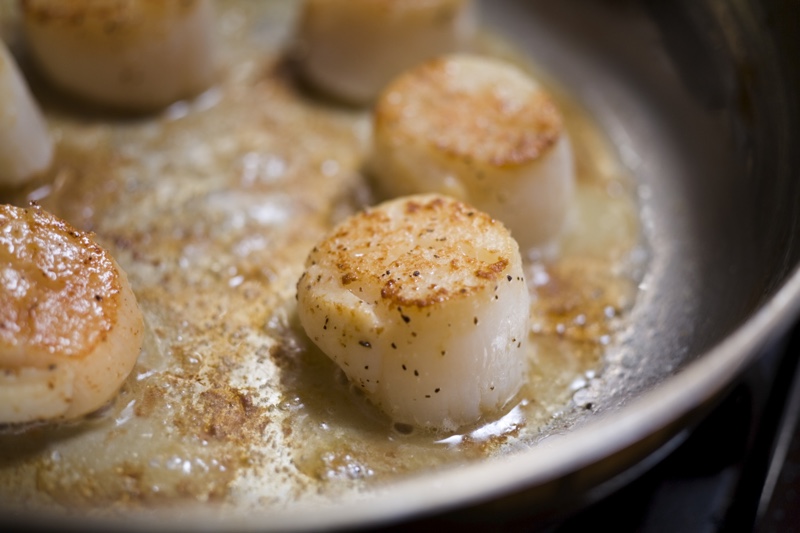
[296,194,530,431]
[0,41,53,187]
[20,0,216,111]
[372,54,575,251]
[294,0,477,104]
[0,204,144,423]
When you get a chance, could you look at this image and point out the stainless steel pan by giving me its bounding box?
[3,0,800,530]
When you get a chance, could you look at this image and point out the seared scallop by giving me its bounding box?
[294,0,477,104]
[296,194,529,431]
[0,204,144,423]
[372,54,575,251]
[0,41,53,187]
[20,0,216,111]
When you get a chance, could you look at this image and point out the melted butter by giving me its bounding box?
[0,0,644,515]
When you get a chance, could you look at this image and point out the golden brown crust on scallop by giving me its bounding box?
[302,194,517,309]
[0,204,121,364]
[375,56,562,168]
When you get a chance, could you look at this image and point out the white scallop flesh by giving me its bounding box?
[21,0,216,111]
[0,204,144,423]
[295,0,477,104]
[296,194,530,431]
[0,41,53,187]
[372,54,575,251]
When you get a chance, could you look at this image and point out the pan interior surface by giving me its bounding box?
[1,0,799,530]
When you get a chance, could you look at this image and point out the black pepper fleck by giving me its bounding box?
[400,311,411,323]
